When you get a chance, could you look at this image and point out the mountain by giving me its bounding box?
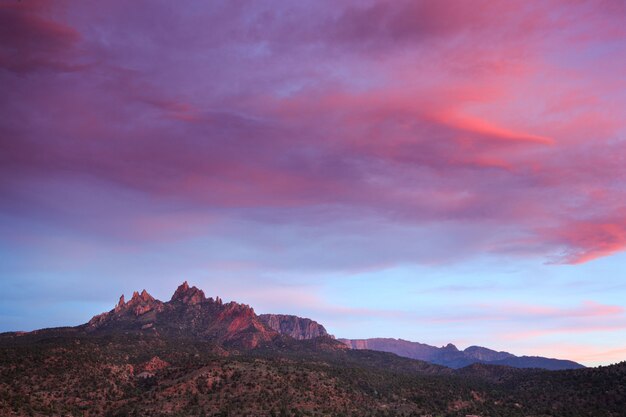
[85,281,280,349]
[340,337,585,370]
[1,282,624,417]
[463,345,515,362]
[258,314,330,340]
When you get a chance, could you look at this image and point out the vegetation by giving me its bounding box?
[1,331,624,417]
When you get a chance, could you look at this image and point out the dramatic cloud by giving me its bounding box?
[3,0,625,265]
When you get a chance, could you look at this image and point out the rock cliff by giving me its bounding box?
[258,314,330,340]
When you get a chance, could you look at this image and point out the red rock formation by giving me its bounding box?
[114,295,125,313]
[170,281,206,305]
[259,314,330,340]
[140,356,170,373]
[216,302,276,348]
[86,289,163,329]
[86,282,278,349]
[125,289,161,316]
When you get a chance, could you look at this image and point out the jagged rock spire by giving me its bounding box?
[171,281,206,305]
[140,289,154,302]
[114,295,125,312]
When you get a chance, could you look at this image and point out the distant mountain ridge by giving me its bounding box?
[339,338,584,370]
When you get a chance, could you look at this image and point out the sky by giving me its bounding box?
[1,0,626,367]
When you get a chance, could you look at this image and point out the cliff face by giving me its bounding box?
[258,314,330,340]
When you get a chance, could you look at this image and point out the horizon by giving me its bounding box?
[2,279,590,365]
[2,0,626,368]
[2,279,621,368]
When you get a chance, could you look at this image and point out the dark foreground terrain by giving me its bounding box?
[1,283,625,417]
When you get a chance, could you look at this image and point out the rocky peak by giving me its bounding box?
[128,290,158,315]
[126,289,154,303]
[87,289,158,328]
[463,346,514,362]
[140,289,153,302]
[170,281,206,305]
[443,343,458,351]
[114,295,125,312]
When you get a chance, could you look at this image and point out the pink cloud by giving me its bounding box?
[567,346,626,365]
[433,111,554,146]
[544,216,626,264]
[486,301,626,342]
[491,300,625,319]
[0,1,81,72]
[2,0,626,268]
